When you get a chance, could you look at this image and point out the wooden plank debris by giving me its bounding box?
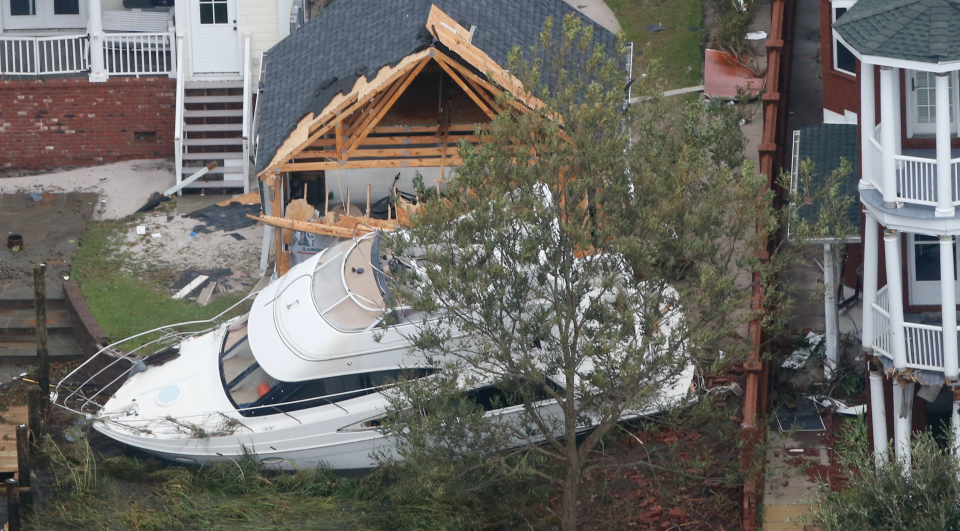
[172,275,209,300]
[197,281,218,307]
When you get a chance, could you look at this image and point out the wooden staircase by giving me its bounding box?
[178,80,249,191]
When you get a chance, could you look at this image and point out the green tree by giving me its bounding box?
[810,430,960,530]
[376,15,776,531]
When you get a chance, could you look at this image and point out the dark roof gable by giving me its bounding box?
[255,0,618,174]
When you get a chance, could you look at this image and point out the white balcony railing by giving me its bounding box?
[103,32,173,77]
[0,35,89,75]
[872,285,959,372]
[868,126,960,207]
[0,32,172,77]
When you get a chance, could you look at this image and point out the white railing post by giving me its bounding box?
[884,229,908,371]
[242,33,251,194]
[863,213,880,351]
[893,68,902,156]
[174,36,185,192]
[880,67,899,207]
[168,21,177,79]
[87,0,107,82]
[861,62,876,189]
[941,234,959,380]
[936,73,955,216]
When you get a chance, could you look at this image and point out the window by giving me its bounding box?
[908,71,957,136]
[52,0,78,15]
[907,233,960,305]
[832,6,857,76]
[199,0,228,24]
[219,331,439,418]
[463,379,560,412]
[9,0,35,16]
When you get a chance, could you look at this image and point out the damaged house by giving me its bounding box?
[250,0,620,275]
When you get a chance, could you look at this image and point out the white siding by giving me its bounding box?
[238,0,279,79]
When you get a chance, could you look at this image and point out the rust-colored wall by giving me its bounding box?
[0,76,175,172]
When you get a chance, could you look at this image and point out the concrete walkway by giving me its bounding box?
[563,0,621,34]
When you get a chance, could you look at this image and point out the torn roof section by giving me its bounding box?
[833,0,960,64]
[255,0,618,176]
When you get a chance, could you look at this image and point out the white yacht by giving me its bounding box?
[56,233,697,470]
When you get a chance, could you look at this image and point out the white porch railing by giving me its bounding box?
[0,34,89,75]
[241,33,251,194]
[872,285,959,372]
[173,36,186,194]
[870,123,960,207]
[103,32,173,77]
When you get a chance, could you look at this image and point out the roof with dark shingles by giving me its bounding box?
[833,0,960,64]
[254,0,618,174]
[796,124,861,231]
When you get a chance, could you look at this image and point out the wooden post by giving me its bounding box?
[346,187,351,213]
[6,477,20,531]
[27,389,42,438]
[366,184,371,218]
[33,264,49,396]
[16,424,29,492]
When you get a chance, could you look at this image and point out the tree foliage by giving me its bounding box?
[811,430,960,530]
[375,15,776,530]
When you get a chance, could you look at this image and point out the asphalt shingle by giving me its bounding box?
[254,0,618,174]
[834,0,960,65]
[796,124,861,231]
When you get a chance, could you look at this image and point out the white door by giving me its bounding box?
[189,0,240,75]
[908,233,959,305]
[2,0,86,29]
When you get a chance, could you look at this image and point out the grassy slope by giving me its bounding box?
[72,219,248,345]
[605,0,704,90]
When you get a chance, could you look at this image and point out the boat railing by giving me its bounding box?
[54,292,260,416]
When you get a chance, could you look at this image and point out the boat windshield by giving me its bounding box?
[311,236,388,332]
[220,324,278,408]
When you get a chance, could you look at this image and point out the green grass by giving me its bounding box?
[28,446,375,531]
[71,217,250,347]
[605,0,704,90]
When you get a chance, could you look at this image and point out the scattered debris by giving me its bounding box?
[228,233,246,241]
[646,24,664,33]
[197,281,218,306]
[782,331,822,369]
[745,30,768,40]
[704,49,765,100]
[136,225,146,236]
[776,398,826,432]
[183,202,261,234]
[172,275,209,300]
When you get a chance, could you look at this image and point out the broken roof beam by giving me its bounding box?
[279,156,464,172]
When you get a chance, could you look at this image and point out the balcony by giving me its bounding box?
[871,285,958,373]
[864,128,960,208]
[0,9,174,78]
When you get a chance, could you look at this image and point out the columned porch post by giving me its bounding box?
[860,63,876,188]
[862,213,880,350]
[884,229,908,370]
[869,362,889,465]
[893,68,902,156]
[87,0,107,82]
[893,378,914,473]
[824,243,839,377]
[936,73,955,216]
[880,67,899,207]
[940,235,959,381]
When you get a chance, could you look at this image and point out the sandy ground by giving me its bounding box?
[0,159,266,293]
[122,206,263,291]
[0,160,177,220]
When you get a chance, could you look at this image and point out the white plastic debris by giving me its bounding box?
[745,31,768,40]
[136,225,146,235]
[782,332,823,369]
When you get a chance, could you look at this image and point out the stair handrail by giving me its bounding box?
[173,35,185,189]
[242,32,252,194]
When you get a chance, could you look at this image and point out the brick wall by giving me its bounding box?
[0,76,175,172]
[820,0,860,117]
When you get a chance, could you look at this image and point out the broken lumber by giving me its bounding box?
[173,275,209,300]
[249,215,385,239]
